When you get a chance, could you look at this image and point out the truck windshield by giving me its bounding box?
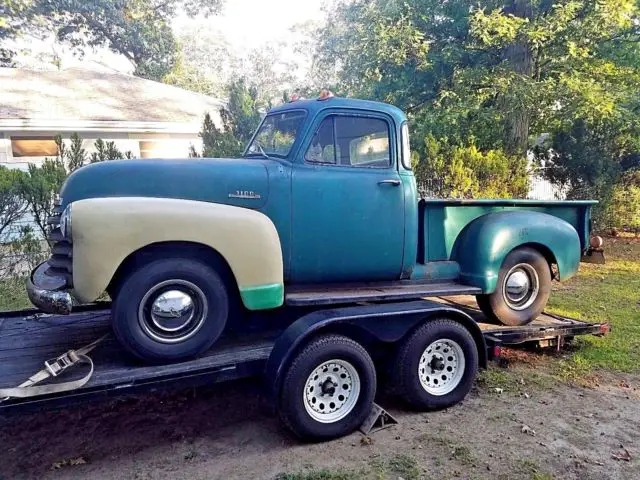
[245,110,307,158]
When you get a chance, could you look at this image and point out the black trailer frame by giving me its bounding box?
[0,297,608,415]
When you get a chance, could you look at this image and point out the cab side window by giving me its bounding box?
[335,116,390,168]
[305,117,338,164]
[304,115,391,168]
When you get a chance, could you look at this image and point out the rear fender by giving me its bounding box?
[452,210,581,292]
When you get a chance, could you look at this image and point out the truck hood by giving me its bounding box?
[59,158,271,209]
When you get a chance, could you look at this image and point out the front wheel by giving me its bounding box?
[112,258,229,363]
[394,319,479,410]
[277,335,376,441]
[476,247,552,326]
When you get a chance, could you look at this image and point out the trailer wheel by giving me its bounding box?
[112,258,228,363]
[395,319,478,410]
[278,335,376,441]
[476,247,551,326]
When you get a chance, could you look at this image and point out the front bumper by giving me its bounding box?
[26,262,73,315]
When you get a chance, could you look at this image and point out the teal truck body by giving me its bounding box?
[28,95,600,362]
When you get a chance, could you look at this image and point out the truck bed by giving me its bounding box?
[0,299,607,413]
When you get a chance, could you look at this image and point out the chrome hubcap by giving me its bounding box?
[150,290,195,332]
[303,359,360,423]
[503,263,539,310]
[419,339,465,396]
[138,280,208,344]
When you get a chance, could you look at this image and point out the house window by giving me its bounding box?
[139,141,165,159]
[11,137,58,157]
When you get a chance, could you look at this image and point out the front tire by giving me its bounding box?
[476,247,552,326]
[395,319,478,410]
[278,335,376,441]
[112,258,229,363]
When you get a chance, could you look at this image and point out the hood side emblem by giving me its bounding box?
[229,190,261,200]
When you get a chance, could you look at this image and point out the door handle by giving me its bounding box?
[378,179,401,186]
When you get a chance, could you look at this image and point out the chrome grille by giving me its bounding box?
[45,207,73,287]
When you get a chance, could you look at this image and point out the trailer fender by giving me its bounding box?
[453,210,581,292]
[264,301,487,402]
[69,197,284,310]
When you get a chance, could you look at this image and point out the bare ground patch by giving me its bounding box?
[0,363,638,480]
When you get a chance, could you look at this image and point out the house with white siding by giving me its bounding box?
[0,67,224,170]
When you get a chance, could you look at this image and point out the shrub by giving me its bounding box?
[606,170,640,232]
[415,135,529,199]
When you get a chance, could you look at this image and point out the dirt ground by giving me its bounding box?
[0,358,638,480]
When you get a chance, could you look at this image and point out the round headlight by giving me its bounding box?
[60,204,72,239]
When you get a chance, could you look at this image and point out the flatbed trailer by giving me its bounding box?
[0,296,608,439]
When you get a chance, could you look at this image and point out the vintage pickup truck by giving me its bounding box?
[27,94,600,362]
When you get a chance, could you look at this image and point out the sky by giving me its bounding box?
[11,0,328,76]
[193,0,325,51]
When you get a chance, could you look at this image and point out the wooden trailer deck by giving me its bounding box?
[0,297,607,412]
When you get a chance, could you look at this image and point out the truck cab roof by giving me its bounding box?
[268,96,408,126]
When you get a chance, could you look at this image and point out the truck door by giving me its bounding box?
[290,111,405,283]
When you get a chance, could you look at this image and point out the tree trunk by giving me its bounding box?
[503,0,534,157]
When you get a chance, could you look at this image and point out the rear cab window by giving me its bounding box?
[401,122,411,170]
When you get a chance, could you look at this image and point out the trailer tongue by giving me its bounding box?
[0,298,608,440]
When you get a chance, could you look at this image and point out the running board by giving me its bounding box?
[285,281,482,306]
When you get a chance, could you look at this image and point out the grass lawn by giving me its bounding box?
[0,276,31,312]
[546,236,640,374]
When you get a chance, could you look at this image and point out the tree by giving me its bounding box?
[55,133,87,172]
[535,116,640,225]
[166,25,299,101]
[536,119,637,197]
[90,139,130,162]
[19,159,67,239]
[314,0,640,158]
[0,166,26,239]
[0,0,225,79]
[200,111,242,158]
[199,78,264,157]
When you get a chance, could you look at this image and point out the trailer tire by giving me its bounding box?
[278,334,376,441]
[112,258,228,363]
[395,319,478,410]
[476,247,551,326]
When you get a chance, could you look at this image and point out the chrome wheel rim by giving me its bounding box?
[503,263,539,311]
[303,359,360,423]
[418,339,465,396]
[138,279,208,344]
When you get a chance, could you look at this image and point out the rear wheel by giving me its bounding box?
[277,335,376,441]
[112,258,229,363]
[395,319,478,410]
[476,247,552,326]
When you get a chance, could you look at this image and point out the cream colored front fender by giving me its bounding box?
[69,197,284,310]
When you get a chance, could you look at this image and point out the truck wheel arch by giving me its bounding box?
[452,210,581,293]
[516,242,557,279]
[107,241,239,300]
